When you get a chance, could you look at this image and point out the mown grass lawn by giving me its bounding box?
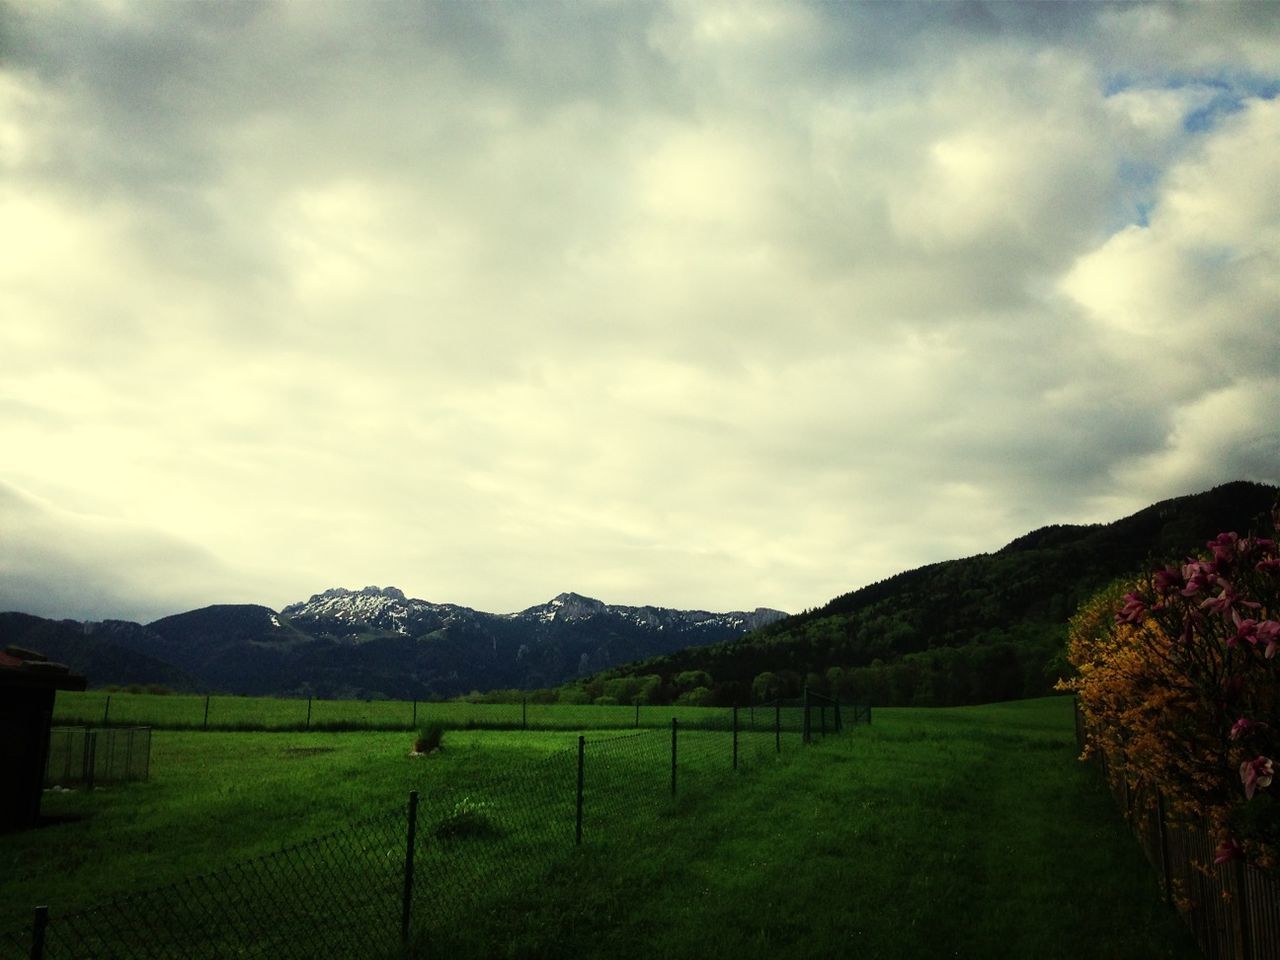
[3,697,1200,959]
[0,727,579,932]
[428,697,1201,959]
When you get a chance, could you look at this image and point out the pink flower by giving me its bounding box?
[1223,716,1264,742]
[1214,837,1245,864]
[1200,578,1260,618]
[1116,592,1148,625]
[1181,561,1218,597]
[1153,565,1186,597]
[1208,532,1241,565]
[1257,620,1280,659]
[1231,612,1259,649]
[1240,756,1274,799]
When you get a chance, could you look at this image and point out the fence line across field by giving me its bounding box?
[1075,699,1280,960]
[8,698,864,960]
[53,689,870,734]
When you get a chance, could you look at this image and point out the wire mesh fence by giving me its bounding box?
[1075,699,1280,960]
[8,699,866,959]
[53,690,870,734]
[43,726,151,789]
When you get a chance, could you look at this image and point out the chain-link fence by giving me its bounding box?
[7,700,866,959]
[43,726,151,789]
[53,691,870,735]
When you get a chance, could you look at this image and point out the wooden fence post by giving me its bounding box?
[401,791,419,944]
[30,906,48,960]
[1236,859,1253,960]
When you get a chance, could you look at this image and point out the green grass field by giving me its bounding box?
[2,696,1199,959]
[439,697,1201,959]
[51,689,795,732]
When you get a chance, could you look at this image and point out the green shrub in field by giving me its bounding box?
[434,796,499,840]
[675,686,713,707]
[414,724,445,754]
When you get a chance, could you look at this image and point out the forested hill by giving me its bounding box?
[578,481,1279,709]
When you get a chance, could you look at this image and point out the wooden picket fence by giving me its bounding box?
[1075,701,1280,959]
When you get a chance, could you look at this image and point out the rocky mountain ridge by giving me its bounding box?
[0,588,787,699]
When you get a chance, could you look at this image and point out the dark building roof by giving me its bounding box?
[0,646,86,691]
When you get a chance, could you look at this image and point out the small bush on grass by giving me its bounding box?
[414,723,445,754]
[434,796,499,840]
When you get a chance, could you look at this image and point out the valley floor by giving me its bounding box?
[1,698,1200,959]
[427,698,1201,959]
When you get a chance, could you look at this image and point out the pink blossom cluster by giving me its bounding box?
[1116,517,1280,864]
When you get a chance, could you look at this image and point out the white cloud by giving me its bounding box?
[0,1,1277,621]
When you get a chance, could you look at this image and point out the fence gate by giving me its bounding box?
[43,726,151,789]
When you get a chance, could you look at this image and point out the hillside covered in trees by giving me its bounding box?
[564,482,1279,708]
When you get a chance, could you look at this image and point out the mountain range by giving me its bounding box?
[581,481,1280,707]
[5,481,1276,706]
[0,589,786,699]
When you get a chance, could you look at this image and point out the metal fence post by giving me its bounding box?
[820,705,827,738]
[102,694,111,727]
[732,705,738,771]
[835,699,843,732]
[401,790,419,945]
[635,701,640,729]
[306,696,312,730]
[576,735,585,845]
[203,694,210,730]
[671,718,678,796]
[412,698,417,729]
[803,687,812,745]
[30,906,47,960]
[85,730,98,791]
[775,700,781,754]
[522,699,527,731]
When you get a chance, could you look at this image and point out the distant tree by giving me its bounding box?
[751,671,779,702]
[674,670,712,692]
[675,685,713,707]
[635,674,665,704]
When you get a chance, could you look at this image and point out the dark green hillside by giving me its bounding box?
[0,612,200,691]
[582,481,1278,707]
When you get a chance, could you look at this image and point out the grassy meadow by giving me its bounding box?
[51,689,793,732]
[2,695,1200,959]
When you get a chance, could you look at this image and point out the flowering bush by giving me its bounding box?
[1062,512,1280,869]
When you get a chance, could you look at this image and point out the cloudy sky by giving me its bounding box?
[2,1,1278,624]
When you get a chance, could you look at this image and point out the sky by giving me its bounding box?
[2,1,1279,624]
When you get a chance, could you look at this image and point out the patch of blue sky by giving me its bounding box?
[1105,72,1277,123]
[1104,71,1278,99]
[1109,159,1159,232]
